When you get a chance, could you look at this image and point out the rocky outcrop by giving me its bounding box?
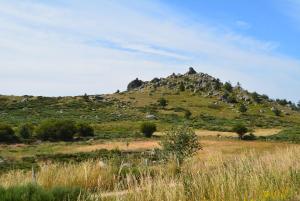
[186,67,197,75]
[127,78,144,91]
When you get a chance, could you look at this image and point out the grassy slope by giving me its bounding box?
[1,85,300,136]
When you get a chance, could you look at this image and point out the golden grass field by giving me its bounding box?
[1,133,300,201]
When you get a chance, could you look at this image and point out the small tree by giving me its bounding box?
[233,124,248,140]
[160,126,202,164]
[158,98,168,108]
[239,104,248,113]
[224,82,233,92]
[140,122,157,138]
[76,123,94,137]
[18,123,34,139]
[0,124,17,143]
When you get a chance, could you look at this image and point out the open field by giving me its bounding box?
[0,138,299,201]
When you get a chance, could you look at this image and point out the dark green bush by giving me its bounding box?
[242,133,257,140]
[35,120,77,141]
[0,184,85,201]
[0,124,18,143]
[18,123,34,139]
[239,104,248,113]
[223,82,233,92]
[232,124,248,139]
[158,98,168,108]
[76,123,94,137]
[184,110,192,119]
[140,122,157,138]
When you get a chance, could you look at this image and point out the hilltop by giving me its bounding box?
[0,67,299,137]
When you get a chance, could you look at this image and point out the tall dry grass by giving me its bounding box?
[0,147,300,201]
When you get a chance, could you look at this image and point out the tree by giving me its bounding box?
[252,92,261,103]
[232,124,248,140]
[160,126,202,164]
[140,122,157,138]
[36,120,77,141]
[224,82,233,92]
[158,98,168,108]
[18,123,34,139]
[239,104,248,113]
[0,124,18,143]
[76,123,94,137]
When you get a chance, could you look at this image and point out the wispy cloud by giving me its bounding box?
[0,0,299,101]
[235,20,251,29]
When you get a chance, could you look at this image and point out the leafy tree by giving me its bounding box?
[232,124,248,140]
[18,123,34,139]
[76,123,94,137]
[223,82,233,92]
[239,104,248,113]
[158,98,168,108]
[0,124,18,143]
[140,122,157,138]
[36,120,77,141]
[160,126,202,164]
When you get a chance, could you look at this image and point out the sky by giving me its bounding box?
[0,0,299,102]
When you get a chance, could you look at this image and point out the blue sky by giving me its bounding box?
[0,0,299,102]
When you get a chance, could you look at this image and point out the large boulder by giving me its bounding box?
[186,67,197,75]
[127,78,144,91]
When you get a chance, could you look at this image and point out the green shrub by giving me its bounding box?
[272,108,282,116]
[179,82,185,92]
[160,126,202,164]
[76,123,94,137]
[232,124,248,139]
[0,184,85,201]
[239,104,248,113]
[223,82,233,92]
[36,120,77,141]
[0,124,18,143]
[184,110,192,119]
[158,98,168,108]
[140,122,157,138]
[18,123,34,139]
[242,133,256,141]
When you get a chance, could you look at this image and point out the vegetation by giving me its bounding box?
[140,122,157,138]
[76,123,94,137]
[18,123,35,139]
[232,124,248,139]
[36,120,77,141]
[0,124,18,143]
[238,103,248,113]
[158,97,168,108]
[160,126,201,163]
[0,184,85,201]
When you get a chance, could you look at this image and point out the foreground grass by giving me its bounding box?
[1,144,300,201]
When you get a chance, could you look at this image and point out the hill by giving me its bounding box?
[0,67,299,138]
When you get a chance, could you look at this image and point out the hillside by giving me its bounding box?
[0,67,299,137]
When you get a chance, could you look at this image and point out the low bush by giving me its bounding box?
[140,122,157,138]
[0,124,18,143]
[18,123,35,139]
[76,123,94,137]
[35,120,77,141]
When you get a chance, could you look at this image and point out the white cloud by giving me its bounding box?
[235,20,251,29]
[0,0,299,101]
